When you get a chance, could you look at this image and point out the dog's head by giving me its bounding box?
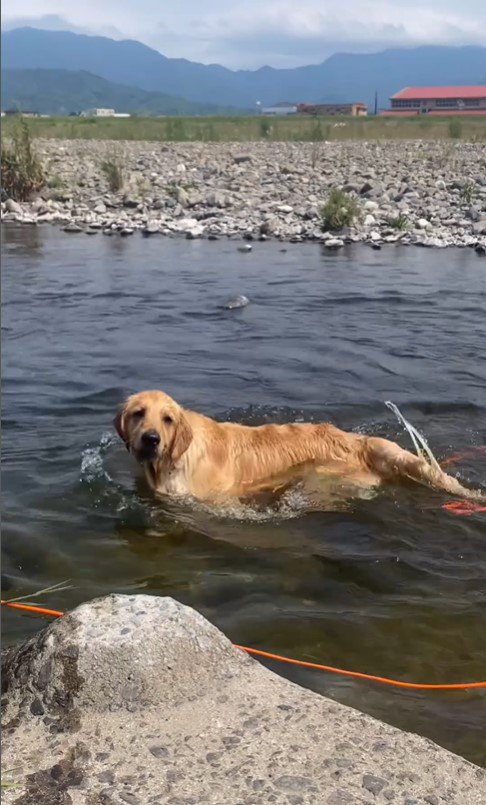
[114,390,193,471]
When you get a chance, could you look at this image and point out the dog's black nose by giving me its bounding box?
[141,429,161,447]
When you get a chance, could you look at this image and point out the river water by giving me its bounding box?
[2,224,485,764]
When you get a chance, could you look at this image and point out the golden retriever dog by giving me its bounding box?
[114,390,483,505]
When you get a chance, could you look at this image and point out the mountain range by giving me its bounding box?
[2,27,486,114]
[1,69,240,116]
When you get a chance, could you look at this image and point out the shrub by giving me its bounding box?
[101,159,124,192]
[320,188,360,230]
[389,212,410,231]
[448,119,462,139]
[259,118,271,138]
[460,180,476,204]
[1,117,44,200]
[46,174,64,189]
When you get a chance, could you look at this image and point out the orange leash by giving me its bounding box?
[440,446,486,469]
[2,599,485,691]
[440,446,486,515]
[234,645,486,690]
[1,600,65,618]
[442,501,486,516]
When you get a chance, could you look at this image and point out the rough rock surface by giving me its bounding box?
[1,140,486,250]
[2,594,485,804]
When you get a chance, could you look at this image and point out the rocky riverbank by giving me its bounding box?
[3,594,486,804]
[2,139,486,249]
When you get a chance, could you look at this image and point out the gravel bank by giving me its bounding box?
[2,139,486,250]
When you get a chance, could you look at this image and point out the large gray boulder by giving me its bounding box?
[2,595,485,804]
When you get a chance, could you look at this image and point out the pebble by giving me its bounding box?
[1,140,485,251]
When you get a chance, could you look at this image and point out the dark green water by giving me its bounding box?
[2,224,485,765]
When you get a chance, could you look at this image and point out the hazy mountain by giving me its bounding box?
[1,68,241,116]
[2,27,486,110]
[1,14,123,39]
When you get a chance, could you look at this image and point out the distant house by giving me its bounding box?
[381,86,486,116]
[260,102,298,116]
[81,108,113,117]
[80,108,131,118]
[2,109,39,117]
[297,103,368,116]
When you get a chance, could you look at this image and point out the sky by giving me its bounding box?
[3,0,486,69]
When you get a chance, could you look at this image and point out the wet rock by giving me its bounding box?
[223,295,250,310]
[142,224,160,236]
[325,238,344,249]
[63,223,83,233]
[5,198,23,214]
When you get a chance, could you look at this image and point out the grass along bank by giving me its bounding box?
[2,114,486,142]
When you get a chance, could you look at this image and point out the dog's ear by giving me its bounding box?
[171,412,193,463]
[113,407,129,450]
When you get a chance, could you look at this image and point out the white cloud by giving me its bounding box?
[2,0,485,68]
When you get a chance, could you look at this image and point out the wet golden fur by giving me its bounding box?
[115,390,482,503]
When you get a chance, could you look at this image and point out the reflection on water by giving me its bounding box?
[2,223,486,765]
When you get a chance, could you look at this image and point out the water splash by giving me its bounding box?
[80,431,117,483]
[385,401,442,472]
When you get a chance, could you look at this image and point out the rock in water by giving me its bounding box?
[223,295,250,310]
[237,243,253,252]
[325,238,344,249]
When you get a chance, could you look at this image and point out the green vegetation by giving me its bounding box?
[1,117,44,200]
[2,114,485,144]
[46,173,64,188]
[259,118,271,138]
[389,212,411,231]
[101,159,124,192]
[459,180,476,204]
[448,119,463,139]
[1,769,21,789]
[320,188,360,231]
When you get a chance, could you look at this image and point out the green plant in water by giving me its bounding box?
[389,212,411,231]
[320,188,360,231]
[459,180,476,204]
[101,159,124,192]
[1,117,44,201]
[448,119,462,139]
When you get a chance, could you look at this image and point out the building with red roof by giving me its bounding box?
[380,85,486,116]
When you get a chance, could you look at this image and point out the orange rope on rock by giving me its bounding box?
[2,599,485,691]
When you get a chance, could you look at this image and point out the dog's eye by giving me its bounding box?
[163,415,173,425]
[132,409,145,419]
